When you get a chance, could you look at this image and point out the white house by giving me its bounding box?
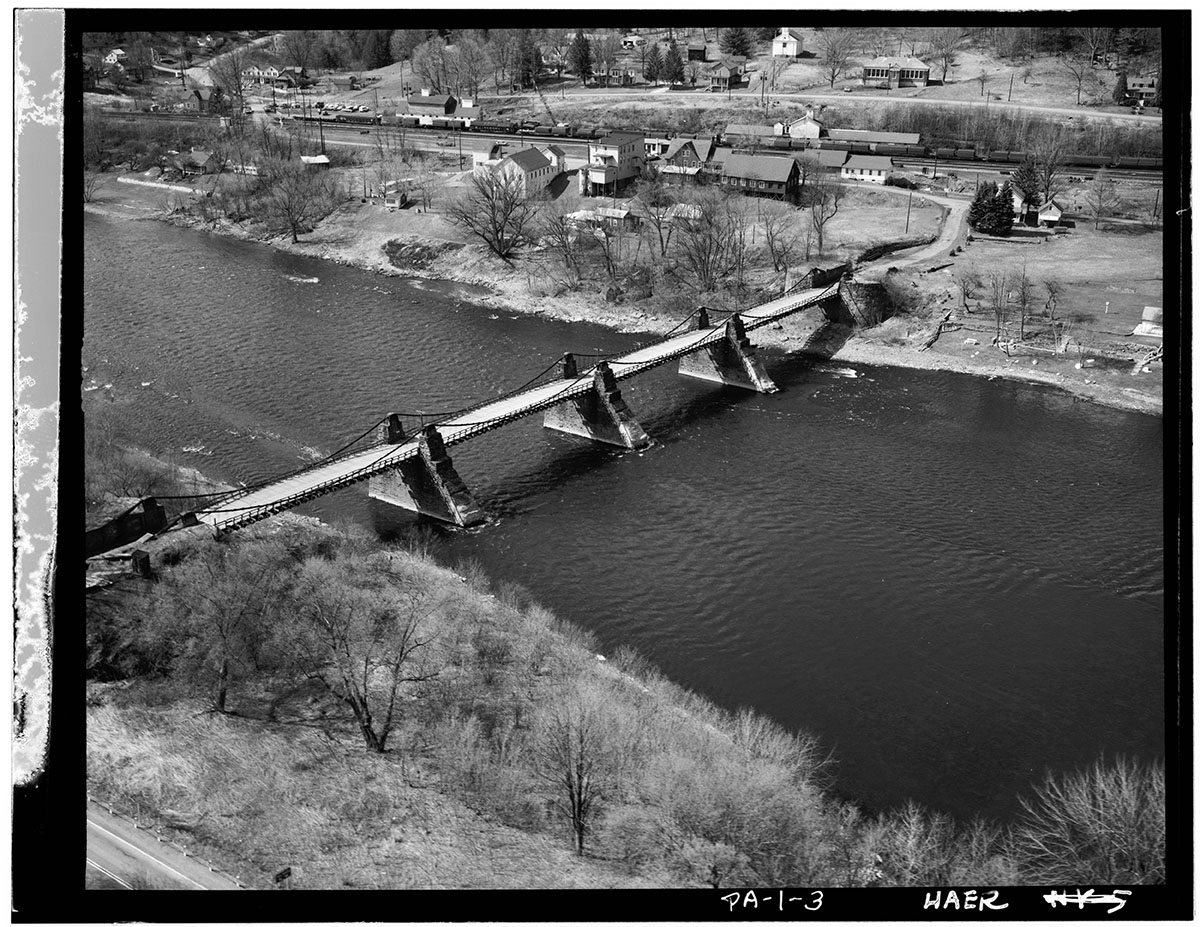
[1012,188,1064,227]
[536,144,568,175]
[774,111,823,138]
[103,48,126,65]
[841,154,893,184]
[771,28,804,58]
[497,147,556,199]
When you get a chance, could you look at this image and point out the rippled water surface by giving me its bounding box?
[83,212,1166,820]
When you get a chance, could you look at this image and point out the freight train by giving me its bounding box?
[287,111,1164,171]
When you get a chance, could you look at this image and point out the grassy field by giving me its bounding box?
[957,222,1162,335]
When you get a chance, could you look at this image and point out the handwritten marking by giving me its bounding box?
[924,890,1007,911]
[1043,889,1131,914]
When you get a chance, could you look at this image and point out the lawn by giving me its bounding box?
[957,222,1163,336]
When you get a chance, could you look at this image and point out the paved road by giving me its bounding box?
[87,801,244,890]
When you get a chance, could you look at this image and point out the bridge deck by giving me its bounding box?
[194,284,836,532]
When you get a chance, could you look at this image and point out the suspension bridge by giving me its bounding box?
[140,279,841,538]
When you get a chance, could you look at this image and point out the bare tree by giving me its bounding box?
[672,188,737,292]
[954,269,982,312]
[593,32,622,87]
[1084,168,1120,230]
[207,46,253,133]
[544,28,570,80]
[986,271,1011,348]
[258,158,342,243]
[634,166,677,259]
[1030,130,1068,204]
[412,35,453,92]
[447,169,540,261]
[1074,27,1113,65]
[1061,52,1097,105]
[759,199,798,273]
[1014,757,1165,884]
[411,160,444,211]
[290,555,443,753]
[1013,264,1036,340]
[487,29,518,92]
[1042,278,1069,352]
[537,199,589,290]
[532,687,633,857]
[808,170,844,256]
[279,30,319,73]
[819,29,854,89]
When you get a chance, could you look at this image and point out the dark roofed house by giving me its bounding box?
[328,75,359,92]
[273,68,308,89]
[171,148,218,175]
[720,153,801,200]
[191,86,224,113]
[708,61,742,92]
[796,148,849,171]
[687,43,707,62]
[408,91,457,115]
[662,136,715,183]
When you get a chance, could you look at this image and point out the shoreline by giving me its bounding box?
[84,183,1163,418]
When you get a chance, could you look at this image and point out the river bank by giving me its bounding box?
[84,174,1163,417]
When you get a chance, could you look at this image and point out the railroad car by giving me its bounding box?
[1064,153,1109,168]
[874,143,908,157]
[471,119,514,134]
[954,147,976,160]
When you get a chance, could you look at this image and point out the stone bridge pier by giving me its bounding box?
[543,359,652,449]
[677,311,778,393]
[368,420,485,527]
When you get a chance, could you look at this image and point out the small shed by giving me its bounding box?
[1133,306,1163,339]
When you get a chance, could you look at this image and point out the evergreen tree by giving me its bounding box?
[516,29,542,87]
[720,26,755,58]
[1010,159,1042,211]
[989,182,1015,236]
[644,42,662,85]
[568,31,593,85]
[1111,69,1128,104]
[967,181,996,229]
[1151,69,1162,108]
[663,42,685,85]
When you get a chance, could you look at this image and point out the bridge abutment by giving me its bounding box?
[677,314,778,393]
[368,425,485,527]
[543,360,651,449]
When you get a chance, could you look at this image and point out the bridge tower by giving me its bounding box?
[368,422,486,527]
[677,313,778,393]
[543,360,651,449]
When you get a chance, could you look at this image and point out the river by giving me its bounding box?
[83,211,1166,821]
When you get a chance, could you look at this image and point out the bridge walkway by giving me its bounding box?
[191,283,837,533]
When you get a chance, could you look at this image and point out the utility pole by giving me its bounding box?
[1008,73,1014,101]
[905,187,913,232]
